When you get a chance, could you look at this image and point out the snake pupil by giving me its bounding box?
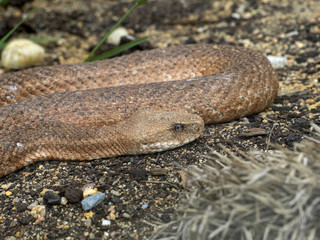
[174,123,184,132]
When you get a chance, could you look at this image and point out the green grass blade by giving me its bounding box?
[136,0,147,5]
[0,8,35,49]
[87,36,148,62]
[84,0,147,62]
[28,37,60,43]
[0,42,6,50]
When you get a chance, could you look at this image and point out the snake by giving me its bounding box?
[0,44,278,178]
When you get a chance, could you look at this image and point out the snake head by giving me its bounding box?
[122,110,204,154]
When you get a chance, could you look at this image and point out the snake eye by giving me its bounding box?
[174,123,184,132]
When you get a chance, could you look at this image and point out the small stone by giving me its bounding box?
[40,188,51,196]
[1,39,45,69]
[108,205,116,220]
[83,188,98,198]
[27,201,39,210]
[13,198,21,204]
[16,202,28,212]
[107,27,130,45]
[306,99,315,104]
[30,205,46,218]
[123,212,131,219]
[60,197,68,205]
[1,182,13,190]
[81,192,105,211]
[5,191,12,196]
[43,190,61,205]
[267,56,287,69]
[4,236,17,240]
[18,214,33,225]
[89,233,95,239]
[65,187,82,203]
[84,211,94,219]
[81,183,96,192]
[37,197,44,205]
[101,219,111,226]
[84,218,92,227]
[141,203,149,209]
[111,190,121,197]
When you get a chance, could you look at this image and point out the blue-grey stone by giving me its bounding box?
[81,192,105,211]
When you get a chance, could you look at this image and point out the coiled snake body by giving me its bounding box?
[0,44,278,178]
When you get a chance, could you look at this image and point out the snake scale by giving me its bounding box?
[0,44,278,178]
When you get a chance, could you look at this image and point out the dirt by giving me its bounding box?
[0,0,319,239]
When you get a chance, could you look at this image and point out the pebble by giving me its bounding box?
[107,27,131,45]
[5,191,12,196]
[40,188,51,196]
[83,188,98,198]
[4,237,17,240]
[16,202,28,212]
[37,197,44,204]
[1,39,45,69]
[84,218,92,227]
[123,212,131,219]
[108,205,116,220]
[27,201,39,210]
[43,190,61,205]
[81,192,105,211]
[111,190,121,197]
[64,187,82,203]
[60,197,68,205]
[81,183,96,192]
[89,233,95,239]
[30,205,46,218]
[18,214,33,225]
[1,182,13,190]
[141,203,149,209]
[267,55,288,69]
[101,219,111,226]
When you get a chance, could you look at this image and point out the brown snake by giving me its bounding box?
[0,44,278,178]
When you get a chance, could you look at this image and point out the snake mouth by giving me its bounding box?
[138,135,200,154]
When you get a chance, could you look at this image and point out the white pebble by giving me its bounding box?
[123,212,131,219]
[107,27,131,45]
[267,56,288,69]
[30,205,46,218]
[60,197,68,205]
[1,39,45,69]
[27,201,39,210]
[141,203,149,209]
[101,218,111,226]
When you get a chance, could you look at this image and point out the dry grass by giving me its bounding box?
[152,124,320,240]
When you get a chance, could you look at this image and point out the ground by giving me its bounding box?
[0,0,319,239]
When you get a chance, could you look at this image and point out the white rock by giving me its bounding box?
[30,205,46,218]
[1,39,45,69]
[107,27,130,45]
[101,218,111,226]
[27,201,39,210]
[60,196,68,205]
[267,55,288,69]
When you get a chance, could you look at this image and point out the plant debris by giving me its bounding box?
[153,124,320,240]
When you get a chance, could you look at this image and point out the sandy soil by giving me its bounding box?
[0,0,319,239]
